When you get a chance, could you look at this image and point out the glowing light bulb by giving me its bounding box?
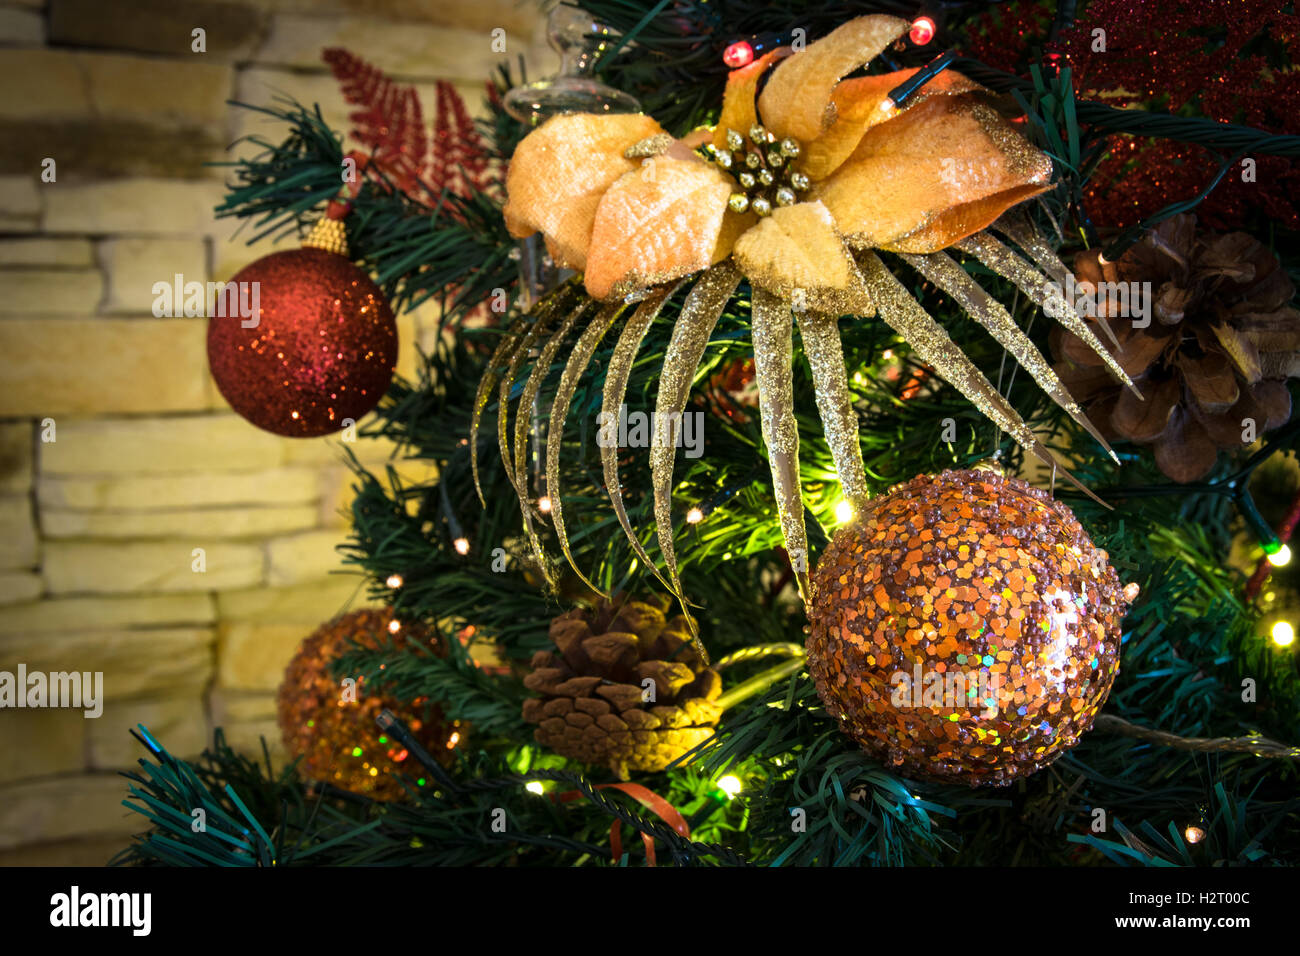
[385,573,404,589]
[1268,543,1291,567]
[525,781,544,795]
[446,732,461,748]
[1184,825,1205,844]
[1272,620,1295,647]
[909,16,936,46]
[717,774,743,798]
[537,495,553,514]
[834,499,854,524]
[723,40,754,68]
[686,506,704,524]
[453,537,470,556]
[388,619,401,634]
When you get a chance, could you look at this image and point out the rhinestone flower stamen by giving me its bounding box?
[707,125,808,217]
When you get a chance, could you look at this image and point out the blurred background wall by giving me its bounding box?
[0,0,549,864]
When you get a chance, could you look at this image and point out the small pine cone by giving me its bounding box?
[522,595,723,779]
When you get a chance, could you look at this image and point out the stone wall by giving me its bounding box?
[0,0,549,863]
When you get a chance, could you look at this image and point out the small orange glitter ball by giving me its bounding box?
[807,468,1132,787]
[277,609,463,801]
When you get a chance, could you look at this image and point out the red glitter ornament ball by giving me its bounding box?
[207,248,397,437]
[277,608,464,801]
[807,468,1133,787]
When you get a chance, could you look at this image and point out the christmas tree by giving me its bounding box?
[115,0,1300,869]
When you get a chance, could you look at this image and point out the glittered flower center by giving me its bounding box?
[705,125,810,217]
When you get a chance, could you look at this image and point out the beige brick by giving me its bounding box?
[210,689,277,724]
[218,576,378,623]
[0,773,140,848]
[0,319,209,417]
[98,237,208,314]
[39,466,320,510]
[0,496,36,570]
[49,0,265,60]
[253,16,542,82]
[0,709,84,785]
[0,594,214,635]
[217,621,310,690]
[220,717,287,763]
[0,238,93,267]
[0,175,39,232]
[0,267,103,315]
[43,540,263,594]
[0,572,42,605]
[0,49,230,126]
[40,415,285,476]
[0,8,43,46]
[265,529,349,586]
[88,694,208,769]
[0,422,32,495]
[0,627,214,699]
[43,178,226,235]
[43,504,319,539]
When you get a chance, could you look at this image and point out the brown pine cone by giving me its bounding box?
[522,595,723,779]
[1053,214,1296,482]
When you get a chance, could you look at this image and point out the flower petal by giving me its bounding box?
[731,201,873,314]
[503,112,665,270]
[585,154,735,300]
[813,95,1052,252]
[758,15,908,144]
[801,68,984,181]
[713,48,789,151]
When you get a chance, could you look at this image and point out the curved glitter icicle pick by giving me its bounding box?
[751,287,812,604]
[495,295,568,501]
[545,299,627,595]
[599,283,682,595]
[898,250,1121,466]
[511,299,592,588]
[992,211,1121,350]
[955,231,1139,399]
[651,263,742,656]
[855,251,1106,508]
[794,310,872,517]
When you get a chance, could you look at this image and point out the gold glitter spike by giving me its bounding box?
[992,212,1122,350]
[496,293,569,501]
[751,288,812,605]
[899,251,1121,466]
[471,313,536,506]
[302,217,348,256]
[854,251,1105,507]
[652,263,742,659]
[601,284,683,596]
[545,299,626,595]
[512,300,591,587]
[956,231,1139,398]
[794,310,871,514]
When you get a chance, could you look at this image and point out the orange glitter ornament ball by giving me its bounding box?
[277,608,463,801]
[807,468,1133,786]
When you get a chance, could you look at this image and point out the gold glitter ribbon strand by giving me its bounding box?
[898,251,1121,466]
[545,299,627,595]
[495,292,569,501]
[955,231,1139,398]
[472,310,544,506]
[512,299,592,588]
[751,288,813,605]
[854,251,1106,507]
[652,263,742,659]
[600,283,683,596]
[992,211,1121,350]
[794,310,871,516]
